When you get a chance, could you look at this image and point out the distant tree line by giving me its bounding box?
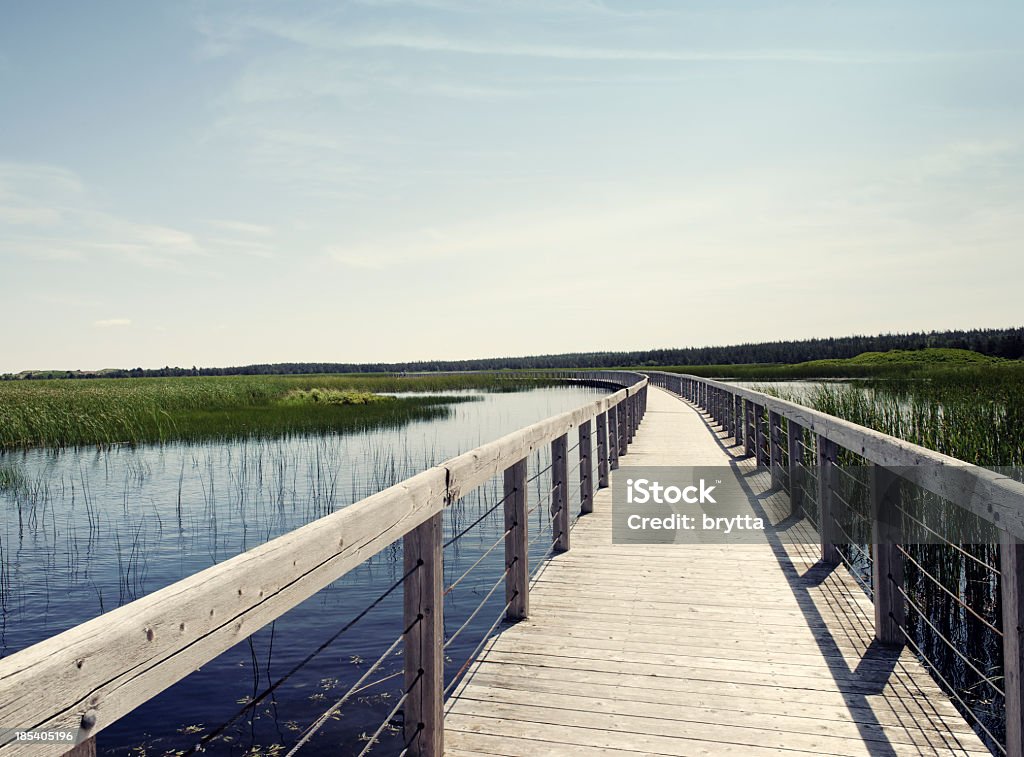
[6,327,1023,380]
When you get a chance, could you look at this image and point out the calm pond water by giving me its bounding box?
[0,384,607,755]
[726,379,853,400]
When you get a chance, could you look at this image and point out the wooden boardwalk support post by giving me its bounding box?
[769,411,783,490]
[734,395,743,445]
[403,513,444,756]
[503,459,529,621]
[870,464,904,645]
[816,436,840,566]
[65,740,96,757]
[596,412,609,488]
[551,434,570,552]
[753,405,765,467]
[617,402,628,458]
[743,401,753,457]
[579,420,593,514]
[608,407,620,470]
[787,420,804,518]
[1001,530,1024,757]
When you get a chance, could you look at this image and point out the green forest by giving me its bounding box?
[6,326,1023,380]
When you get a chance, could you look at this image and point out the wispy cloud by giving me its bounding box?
[0,205,63,226]
[326,195,706,270]
[94,319,132,328]
[207,219,274,235]
[214,13,1017,66]
[0,162,210,269]
[340,33,1018,64]
[349,0,672,18]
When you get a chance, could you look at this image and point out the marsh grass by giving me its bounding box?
[0,374,544,449]
[657,348,1020,380]
[280,389,389,406]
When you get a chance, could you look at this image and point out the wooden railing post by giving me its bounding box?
[623,394,632,444]
[403,513,444,756]
[787,420,804,518]
[769,411,783,490]
[1001,530,1024,757]
[596,412,609,488]
[734,395,743,445]
[816,436,840,566]
[743,401,753,456]
[579,420,593,514]
[870,464,904,645]
[608,407,620,470]
[504,459,529,621]
[66,739,96,757]
[753,405,765,467]
[617,402,628,458]
[551,434,570,551]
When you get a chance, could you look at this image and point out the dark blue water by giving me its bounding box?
[0,385,606,755]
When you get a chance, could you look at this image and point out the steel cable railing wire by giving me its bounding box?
[530,527,564,582]
[526,462,552,485]
[892,581,1004,698]
[833,543,874,598]
[356,669,421,757]
[888,561,1007,753]
[896,503,1001,576]
[896,544,1003,637]
[443,489,510,550]
[830,516,871,565]
[285,611,422,756]
[566,456,584,476]
[444,523,514,597]
[443,564,511,651]
[443,595,515,697]
[184,561,421,755]
[527,481,558,517]
[893,606,1007,753]
[830,458,870,490]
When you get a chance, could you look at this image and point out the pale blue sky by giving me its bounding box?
[1,1,1022,372]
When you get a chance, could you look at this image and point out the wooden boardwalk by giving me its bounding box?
[445,386,990,756]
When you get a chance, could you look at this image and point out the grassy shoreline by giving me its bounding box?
[643,348,1021,380]
[0,374,548,450]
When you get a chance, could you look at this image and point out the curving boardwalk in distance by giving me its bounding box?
[444,386,990,756]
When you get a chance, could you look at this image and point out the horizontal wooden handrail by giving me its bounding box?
[0,371,647,756]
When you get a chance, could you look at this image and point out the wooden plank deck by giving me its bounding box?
[444,386,991,756]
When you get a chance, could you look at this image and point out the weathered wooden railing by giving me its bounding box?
[0,371,647,757]
[648,371,1024,756]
